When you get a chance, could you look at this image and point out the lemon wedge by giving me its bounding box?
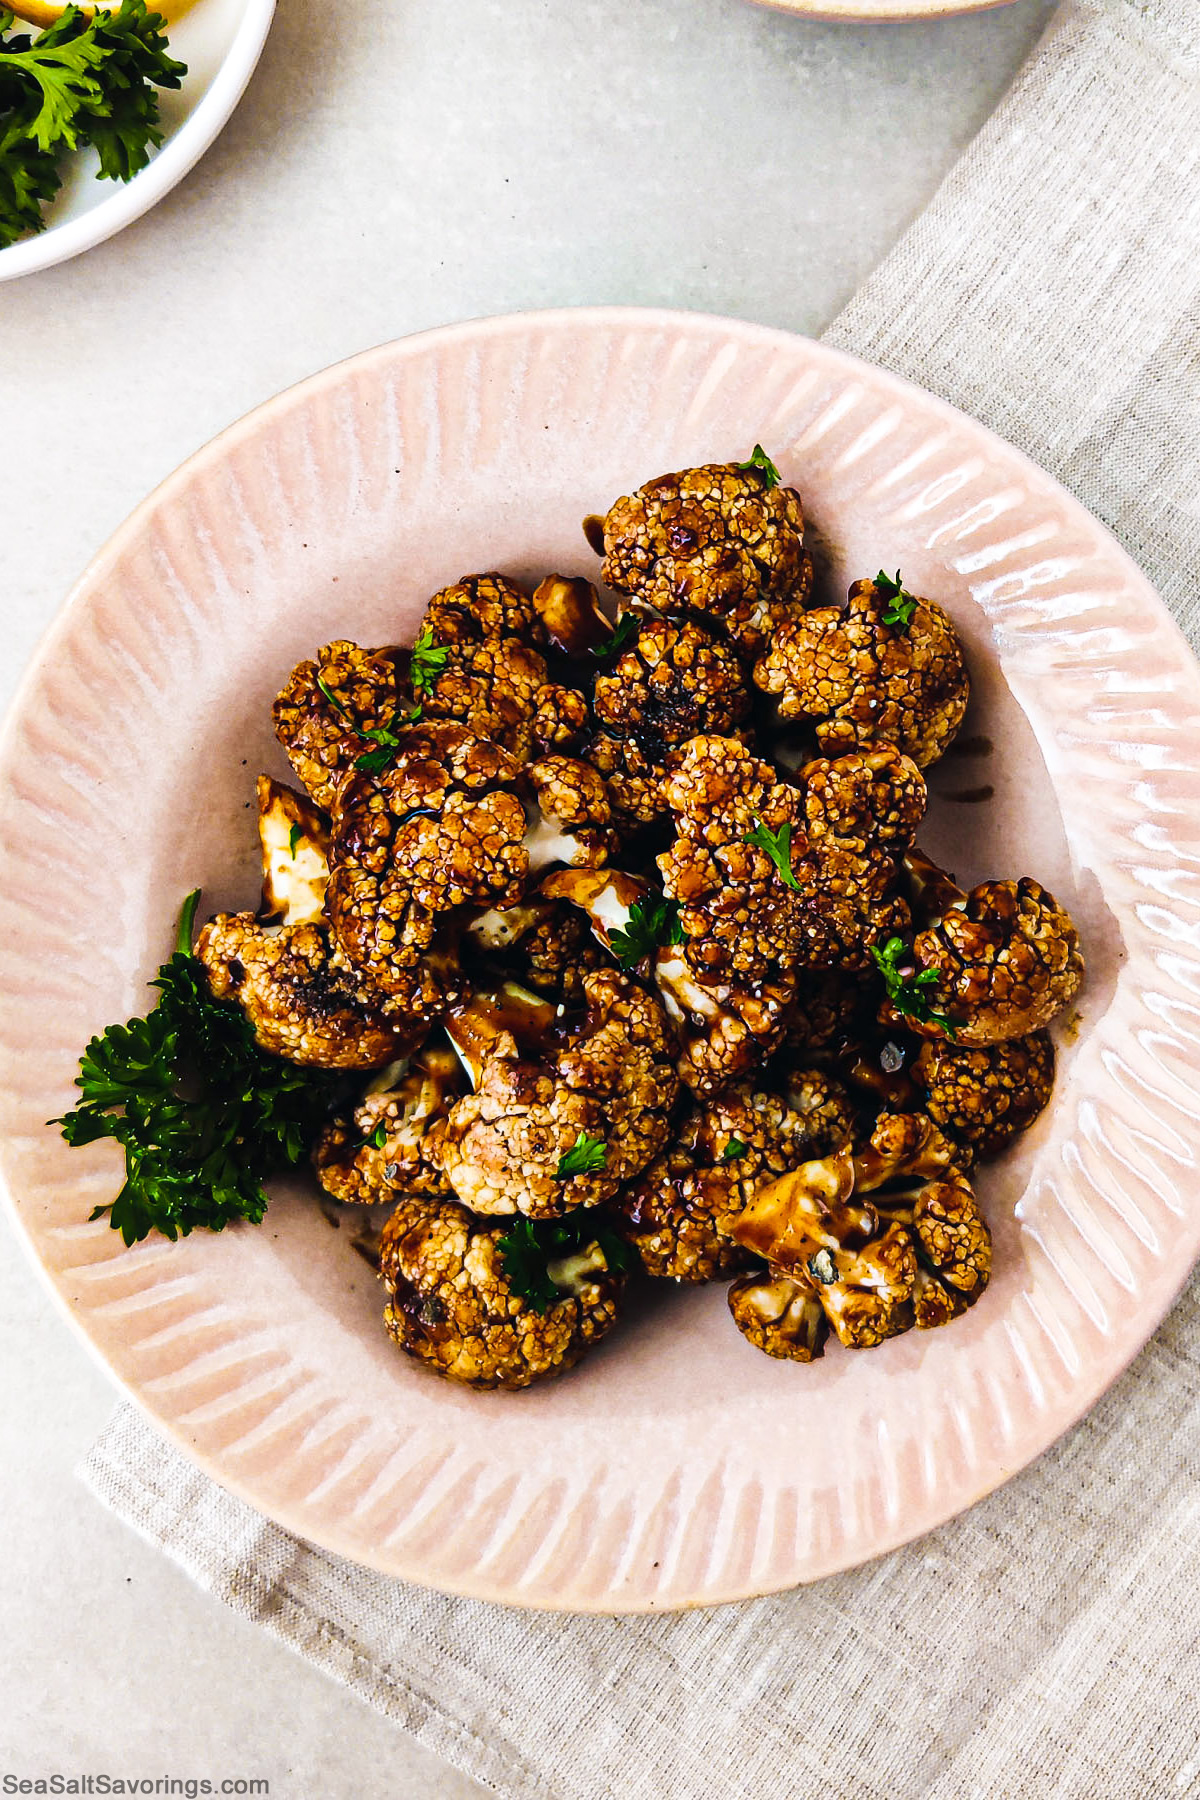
[6,0,195,24]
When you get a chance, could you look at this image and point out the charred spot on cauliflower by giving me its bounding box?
[883,875,1084,1045]
[915,1030,1055,1160]
[378,1194,624,1389]
[273,640,402,811]
[615,1070,853,1282]
[438,969,679,1217]
[197,914,410,1069]
[754,574,969,769]
[599,460,812,656]
[312,1044,463,1205]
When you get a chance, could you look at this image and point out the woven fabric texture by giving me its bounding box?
[82,2,1200,1794]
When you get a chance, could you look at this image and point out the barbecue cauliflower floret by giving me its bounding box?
[727,1271,830,1363]
[587,617,753,829]
[378,1195,623,1389]
[727,1112,989,1356]
[197,914,409,1069]
[599,457,812,656]
[915,1031,1055,1160]
[524,755,617,868]
[798,744,925,967]
[614,1070,853,1282]
[438,970,679,1217]
[754,573,970,768]
[312,1045,463,1205]
[417,632,552,759]
[882,875,1084,1045]
[273,640,401,811]
[326,723,530,1020]
[422,572,542,646]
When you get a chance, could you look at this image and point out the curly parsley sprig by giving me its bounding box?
[736,444,782,489]
[593,611,639,661]
[52,891,342,1246]
[0,2,186,248]
[744,817,801,891]
[870,935,957,1035]
[555,1129,607,1179]
[497,1213,630,1314]
[407,623,450,696]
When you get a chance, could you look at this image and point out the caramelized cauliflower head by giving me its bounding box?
[273,640,401,811]
[422,572,542,646]
[654,737,924,1089]
[416,632,553,760]
[312,1045,463,1205]
[326,723,529,1020]
[887,876,1084,1046]
[378,1195,624,1389]
[438,970,679,1217]
[599,460,811,655]
[727,1111,990,1355]
[916,1030,1055,1160]
[197,915,409,1069]
[754,574,970,769]
[615,1070,854,1283]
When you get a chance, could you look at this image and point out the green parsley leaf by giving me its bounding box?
[594,612,638,660]
[52,890,341,1246]
[357,1119,389,1153]
[869,935,957,1036]
[607,895,685,968]
[874,568,918,631]
[408,623,449,697]
[721,1137,748,1162]
[497,1213,631,1315]
[555,1129,607,1179]
[288,823,302,859]
[0,2,185,245]
[744,816,801,891]
[736,444,781,489]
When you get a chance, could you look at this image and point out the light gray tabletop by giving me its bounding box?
[1,0,1054,1792]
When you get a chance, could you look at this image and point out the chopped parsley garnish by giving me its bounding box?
[807,1247,837,1286]
[287,823,302,859]
[316,675,411,776]
[736,444,781,489]
[0,2,186,248]
[608,895,685,968]
[408,623,449,696]
[874,568,918,631]
[52,892,340,1246]
[357,1120,389,1152]
[744,817,800,891]
[721,1137,748,1162]
[497,1213,631,1314]
[870,935,957,1035]
[555,1129,607,1179]
[594,612,638,660]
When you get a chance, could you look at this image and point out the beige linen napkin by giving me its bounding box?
[83,2,1200,1795]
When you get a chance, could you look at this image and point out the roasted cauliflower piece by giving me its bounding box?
[599,458,812,656]
[197,914,409,1069]
[754,573,970,769]
[326,723,530,1021]
[727,1270,830,1362]
[422,571,543,646]
[438,970,679,1217]
[727,1111,990,1357]
[524,755,617,869]
[614,1070,853,1282]
[653,736,924,1090]
[312,1045,463,1205]
[378,1194,624,1389]
[416,631,553,760]
[881,872,1084,1045]
[273,639,402,812]
[915,1030,1055,1160]
[587,616,753,830]
[256,776,330,927]
[532,573,617,659]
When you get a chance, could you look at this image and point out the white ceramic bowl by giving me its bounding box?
[2,309,1198,1612]
[0,0,275,284]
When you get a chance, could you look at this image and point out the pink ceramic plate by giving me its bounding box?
[2,309,1197,1613]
